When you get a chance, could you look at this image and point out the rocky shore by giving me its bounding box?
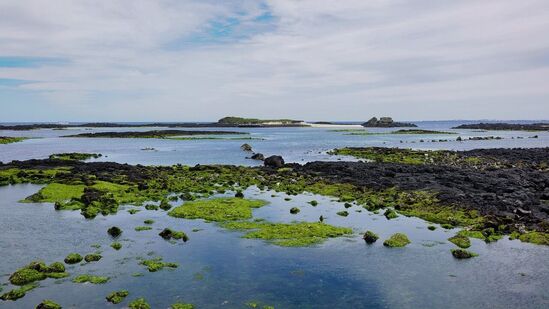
[453,122,549,131]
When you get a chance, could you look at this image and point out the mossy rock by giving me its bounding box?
[336,211,349,217]
[448,235,471,248]
[135,226,153,232]
[363,231,379,244]
[84,254,102,263]
[159,228,189,242]
[290,207,300,214]
[383,233,411,247]
[451,249,478,259]
[106,290,129,304]
[36,299,62,309]
[144,219,155,225]
[9,268,46,285]
[308,200,318,206]
[129,298,151,309]
[107,226,122,238]
[384,209,398,220]
[427,225,436,231]
[145,204,159,211]
[518,232,549,245]
[140,258,178,272]
[64,253,83,264]
[111,242,122,250]
[159,200,172,211]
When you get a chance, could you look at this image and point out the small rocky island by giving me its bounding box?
[453,122,549,131]
[361,117,417,128]
[217,116,307,127]
[64,130,247,138]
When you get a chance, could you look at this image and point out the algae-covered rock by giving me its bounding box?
[141,258,178,272]
[107,226,122,238]
[84,254,102,263]
[0,283,38,301]
[309,200,318,206]
[36,299,62,309]
[290,207,300,214]
[383,233,411,247]
[64,253,83,264]
[9,268,46,285]
[384,209,398,219]
[336,211,349,217]
[451,249,478,259]
[129,298,151,309]
[111,242,122,250]
[241,143,253,152]
[363,231,379,244]
[427,225,436,231]
[144,219,155,225]
[159,200,172,211]
[106,290,129,304]
[448,235,471,248]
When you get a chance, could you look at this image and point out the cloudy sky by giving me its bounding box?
[1,0,548,122]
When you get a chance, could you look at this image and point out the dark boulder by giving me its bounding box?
[264,155,285,168]
[107,226,122,238]
[250,153,265,161]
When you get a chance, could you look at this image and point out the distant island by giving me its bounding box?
[361,117,417,128]
[217,116,307,127]
[65,130,247,139]
[453,122,549,131]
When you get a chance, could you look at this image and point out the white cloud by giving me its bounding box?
[0,0,548,121]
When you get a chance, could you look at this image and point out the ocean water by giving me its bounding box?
[0,121,548,308]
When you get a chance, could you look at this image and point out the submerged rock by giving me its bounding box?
[241,143,253,152]
[106,290,129,304]
[264,155,285,168]
[84,254,102,263]
[36,299,62,309]
[290,207,300,214]
[363,231,379,244]
[107,226,122,238]
[451,249,478,259]
[250,153,265,161]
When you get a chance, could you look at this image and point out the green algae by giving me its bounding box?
[110,242,122,250]
[72,274,110,284]
[383,233,411,247]
[106,290,129,304]
[169,198,268,222]
[84,253,102,262]
[448,235,471,248]
[144,219,155,224]
[135,226,153,231]
[129,297,151,309]
[171,303,195,309]
[0,283,38,301]
[457,229,502,243]
[140,257,178,272]
[221,221,352,247]
[363,231,379,244]
[64,253,83,264]
[36,299,62,308]
[451,249,478,259]
[518,232,549,245]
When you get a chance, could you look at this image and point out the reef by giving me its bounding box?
[453,122,549,131]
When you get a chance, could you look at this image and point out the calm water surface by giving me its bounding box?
[0,121,548,308]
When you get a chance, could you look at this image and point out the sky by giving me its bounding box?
[1,0,548,122]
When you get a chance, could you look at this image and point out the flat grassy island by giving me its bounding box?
[65,130,248,139]
[0,136,27,144]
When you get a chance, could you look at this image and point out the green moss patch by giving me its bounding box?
[169,198,268,222]
[106,290,129,304]
[0,136,27,144]
[448,235,471,248]
[171,303,195,309]
[129,298,151,309]
[135,226,153,232]
[222,221,352,247]
[383,233,411,247]
[111,242,122,250]
[140,257,178,272]
[72,274,110,284]
[518,232,549,245]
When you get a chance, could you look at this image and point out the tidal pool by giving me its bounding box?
[1,184,548,308]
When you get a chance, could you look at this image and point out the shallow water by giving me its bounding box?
[1,121,549,308]
[1,121,548,165]
[1,185,548,308]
